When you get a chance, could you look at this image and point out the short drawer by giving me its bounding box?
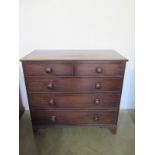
[22,61,73,76]
[29,93,120,109]
[26,77,122,93]
[31,110,118,126]
[75,63,123,77]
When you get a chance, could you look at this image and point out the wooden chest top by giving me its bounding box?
[20,50,128,61]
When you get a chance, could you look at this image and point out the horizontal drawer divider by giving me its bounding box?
[25,76,123,79]
[30,109,118,112]
[28,91,121,94]
[25,75,123,78]
[30,108,119,111]
[28,92,121,95]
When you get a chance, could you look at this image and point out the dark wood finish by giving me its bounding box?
[21,50,128,134]
[32,128,38,134]
[110,127,117,134]
[23,62,73,76]
[75,63,123,77]
[29,93,120,109]
[31,110,117,126]
[20,50,128,61]
[26,77,123,93]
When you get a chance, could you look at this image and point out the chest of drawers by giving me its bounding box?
[21,50,128,134]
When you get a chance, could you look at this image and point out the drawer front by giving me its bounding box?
[26,77,122,93]
[75,63,123,77]
[23,62,73,76]
[31,110,117,125]
[29,93,120,109]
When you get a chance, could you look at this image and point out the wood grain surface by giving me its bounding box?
[21,50,127,134]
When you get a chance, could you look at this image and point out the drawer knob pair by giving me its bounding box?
[49,99,55,106]
[95,98,100,105]
[95,83,101,89]
[93,114,100,121]
[51,116,56,122]
[47,83,54,89]
[46,67,52,73]
[96,67,103,73]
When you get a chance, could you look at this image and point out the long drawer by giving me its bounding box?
[26,77,123,93]
[29,93,120,109]
[31,110,118,126]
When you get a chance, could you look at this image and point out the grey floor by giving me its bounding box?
[19,110,135,155]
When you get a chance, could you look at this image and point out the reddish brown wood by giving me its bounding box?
[33,127,38,134]
[23,61,73,76]
[20,50,128,61]
[21,50,127,135]
[31,110,117,126]
[110,127,117,134]
[75,63,123,77]
[29,93,120,109]
[26,77,123,93]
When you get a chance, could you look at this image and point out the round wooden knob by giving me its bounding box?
[46,67,52,73]
[93,114,99,121]
[95,98,100,105]
[47,83,53,89]
[49,99,55,106]
[95,83,101,89]
[51,116,56,122]
[96,67,103,73]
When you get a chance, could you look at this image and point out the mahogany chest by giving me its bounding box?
[21,50,128,134]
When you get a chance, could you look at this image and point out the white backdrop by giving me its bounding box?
[19,0,135,109]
